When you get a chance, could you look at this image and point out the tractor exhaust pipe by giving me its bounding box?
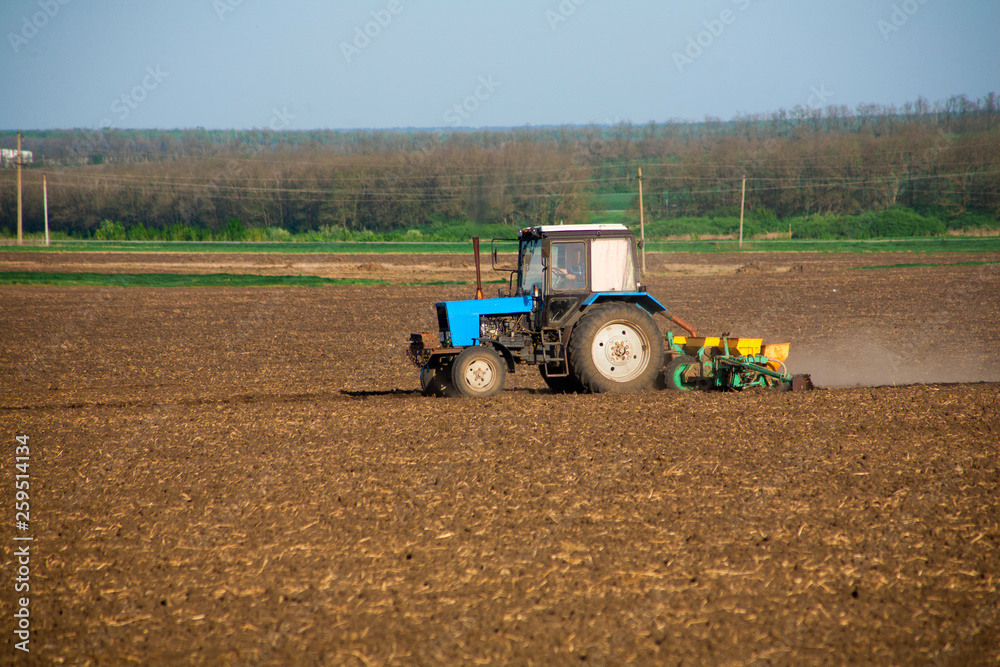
[669,314,698,337]
[473,237,484,300]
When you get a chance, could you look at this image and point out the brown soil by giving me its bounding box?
[3,248,998,281]
[1,252,998,664]
[0,251,483,283]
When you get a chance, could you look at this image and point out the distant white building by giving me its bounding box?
[1,148,32,168]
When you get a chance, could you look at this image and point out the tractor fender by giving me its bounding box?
[482,342,517,373]
[581,292,669,316]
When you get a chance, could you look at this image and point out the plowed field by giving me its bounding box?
[1,251,998,664]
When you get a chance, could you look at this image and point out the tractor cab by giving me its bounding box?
[511,224,641,328]
[514,224,640,299]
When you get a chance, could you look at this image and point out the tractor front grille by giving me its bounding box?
[435,304,450,345]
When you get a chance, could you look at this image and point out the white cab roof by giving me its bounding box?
[525,224,630,234]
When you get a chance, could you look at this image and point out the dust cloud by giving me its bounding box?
[787,335,1000,388]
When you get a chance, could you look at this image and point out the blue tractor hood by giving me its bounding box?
[438,295,534,347]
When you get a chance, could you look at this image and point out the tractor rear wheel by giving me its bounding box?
[451,346,507,398]
[663,354,701,391]
[567,303,663,393]
[420,363,458,397]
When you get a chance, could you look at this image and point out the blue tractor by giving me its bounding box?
[408,224,810,397]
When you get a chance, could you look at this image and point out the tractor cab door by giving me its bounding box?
[544,239,588,327]
[542,235,638,326]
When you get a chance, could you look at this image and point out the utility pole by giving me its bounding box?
[43,174,49,246]
[637,166,645,276]
[738,174,746,249]
[17,132,23,245]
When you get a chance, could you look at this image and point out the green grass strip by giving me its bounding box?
[403,279,506,286]
[850,260,1000,270]
[642,238,1000,254]
[0,272,390,287]
[0,241,476,254]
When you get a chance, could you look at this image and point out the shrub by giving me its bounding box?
[749,207,781,232]
[221,217,245,241]
[127,223,153,240]
[264,227,292,241]
[865,207,944,237]
[947,212,1000,231]
[165,223,201,241]
[707,206,740,218]
[95,219,127,240]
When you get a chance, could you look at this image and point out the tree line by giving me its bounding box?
[1,93,997,237]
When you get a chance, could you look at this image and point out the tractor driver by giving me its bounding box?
[552,242,586,290]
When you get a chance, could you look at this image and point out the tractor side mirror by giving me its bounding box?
[490,238,517,272]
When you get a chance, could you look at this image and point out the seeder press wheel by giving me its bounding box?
[663,354,701,391]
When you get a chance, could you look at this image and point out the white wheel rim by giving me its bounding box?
[463,358,496,391]
[590,320,650,382]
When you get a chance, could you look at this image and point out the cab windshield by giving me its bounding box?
[517,238,543,295]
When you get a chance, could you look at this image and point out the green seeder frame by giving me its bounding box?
[665,331,797,390]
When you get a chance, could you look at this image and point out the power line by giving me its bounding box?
[31,168,998,196]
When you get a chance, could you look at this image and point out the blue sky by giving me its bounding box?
[1,0,997,131]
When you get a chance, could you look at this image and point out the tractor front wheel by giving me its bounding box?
[451,346,507,398]
[568,303,663,393]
